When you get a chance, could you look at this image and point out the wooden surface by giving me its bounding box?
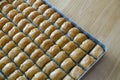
[48,0,120,80]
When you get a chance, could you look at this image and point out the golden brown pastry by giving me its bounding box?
[0,31,5,38]
[25,65,40,79]
[8,47,21,59]
[0,56,10,69]
[54,51,67,64]
[90,45,104,58]
[0,0,8,11]
[8,70,22,80]
[60,21,73,33]
[80,55,95,69]
[37,4,48,14]
[14,52,28,66]
[40,39,54,51]
[61,58,75,72]
[56,35,70,48]
[80,39,95,52]
[70,48,86,62]
[44,25,56,36]
[34,34,47,45]
[39,20,51,31]
[55,18,66,28]
[50,30,63,42]
[50,68,66,80]
[27,0,36,5]
[28,11,39,21]
[7,9,18,20]
[23,7,34,17]
[17,19,29,30]
[0,35,10,47]
[49,12,60,23]
[17,3,28,12]
[20,59,34,72]
[0,51,4,59]
[74,33,87,44]
[13,13,25,24]
[47,45,60,57]
[70,65,84,79]
[0,72,4,80]
[23,23,35,34]
[16,75,27,80]
[68,27,80,39]
[32,0,43,9]
[12,0,23,7]
[32,72,47,80]
[2,4,14,15]
[0,13,3,19]
[0,17,9,29]
[8,26,19,37]
[18,37,31,49]
[28,28,41,39]
[63,75,74,80]
[43,8,55,18]
[43,61,58,75]
[13,32,25,43]
[2,41,15,53]
[24,42,37,55]
[36,54,50,68]
[30,49,44,61]
[2,62,16,76]
[2,22,14,33]
[63,41,77,54]
[33,15,45,26]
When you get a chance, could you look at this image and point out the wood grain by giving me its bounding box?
[48,0,120,80]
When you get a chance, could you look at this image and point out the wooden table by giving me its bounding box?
[48,0,120,80]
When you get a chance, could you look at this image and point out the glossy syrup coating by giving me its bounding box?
[44,25,56,36]
[43,8,55,18]
[17,19,29,30]
[23,23,35,34]
[2,22,14,33]
[7,9,18,20]
[13,13,25,24]
[28,11,39,21]
[17,3,28,12]
[32,0,43,9]
[33,15,45,26]
[0,17,9,29]
[2,4,14,14]
[13,32,25,43]
[37,4,48,14]
[55,18,66,28]
[49,12,61,23]
[22,7,34,17]
[0,57,10,69]
[39,20,51,31]
[0,0,8,10]
[8,27,20,37]
[0,35,11,47]
[12,0,23,7]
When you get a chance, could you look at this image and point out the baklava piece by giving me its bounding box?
[28,28,41,39]
[40,39,54,51]
[0,51,4,59]
[47,45,60,57]
[63,75,74,80]
[90,45,104,58]
[13,32,25,43]
[74,33,87,44]
[61,58,75,72]
[62,41,77,54]
[8,27,20,37]
[17,19,29,30]
[49,12,60,23]
[2,41,15,53]
[22,7,34,17]
[24,42,37,55]
[2,4,14,14]
[2,62,16,76]
[39,20,51,31]
[36,55,50,68]
[16,75,27,80]
[80,39,95,52]
[0,1,8,10]
[20,59,34,72]
[17,3,28,12]
[0,56,10,69]
[8,70,22,80]
[44,25,56,36]
[70,48,86,62]
[0,17,9,29]
[0,72,5,80]
[0,13,3,19]
[70,65,84,79]
[28,11,39,21]
[68,27,80,39]
[23,23,35,34]
[0,35,10,47]
[0,31,5,38]
[30,49,44,62]
[43,8,55,18]
[54,51,68,65]
[43,61,58,75]
[60,21,73,33]
[8,47,21,59]
[12,0,23,7]
[18,37,31,49]
[25,65,40,79]
[56,35,70,48]
[32,72,47,80]
[50,68,66,80]
[34,34,47,45]
[37,4,49,14]
[80,55,95,69]
[2,22,14,33]
[27,0,36,5]
[13,13,25,24]
[7,9,18,20]
[32,0,43,9]
[55,17,66,28]
[33,15,45,26]
[14,52,28,66]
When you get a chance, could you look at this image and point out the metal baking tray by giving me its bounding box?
[42,0,107,80]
